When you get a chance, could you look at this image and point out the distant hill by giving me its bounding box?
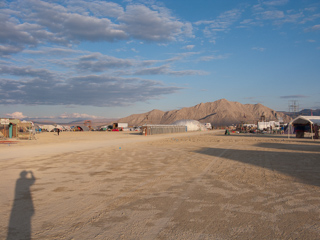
[62,118,119,126]
[281,109,320,118]
[32,118,119,127]
[118,99,291,127]
[30,120,57,125]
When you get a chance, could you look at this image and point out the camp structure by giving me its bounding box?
[18,121,35,139]
[257,121,280,131]
[141,124,187,136]
[141,119,209,136]
[1,118,35,140]
[40,125,56,132]
[71,125,90,131]
[289,116,320,139]
[113,123,128,130]
[1,118,18,138]
[172,119,207,132]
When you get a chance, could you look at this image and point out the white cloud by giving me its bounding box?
[69,0,124,18]
[240,19,254,24]
[311,24,320,31]
[5,112,27,119]
[300,13,320,24]
[0,67,183,106]
[59,113,101,119]
[305,24,320,32]
[262,0,289,6]
[260,10,285,20]
[195,9,242,35]
[304,7,317,12]
[118,4,192,42]
[182,45,195,50]
[0,45,24,56]
[280,95,308,99]
[131,65,208,76]
[73,53,135,72]
[252,47,266,52]
[0,0,193,55]
[23,47,85,56]
[251,2,307,26]
[198,54,230,61]
[0,65,56,80]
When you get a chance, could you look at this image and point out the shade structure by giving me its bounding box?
[289,116,320,139]
[172,119,207,132]
[290,116,320,125]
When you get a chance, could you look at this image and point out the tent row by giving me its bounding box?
[38,125,90,132]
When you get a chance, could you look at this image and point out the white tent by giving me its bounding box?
[290,116,320,125]
[40,125,55,132]
[257,121,279,130]
[172,119,207,132]
[289,116,320,139]
[55,125,64,130]
[63,125,71,131]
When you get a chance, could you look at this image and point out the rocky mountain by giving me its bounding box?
[118,99,291,127]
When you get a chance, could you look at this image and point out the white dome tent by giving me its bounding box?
[172,119,207,132]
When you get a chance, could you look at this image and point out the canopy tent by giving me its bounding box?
[39,125,55,132]
[290,116,320,125]
[55,125,64,130]
[289,116,320,139]
[72,125,90,131]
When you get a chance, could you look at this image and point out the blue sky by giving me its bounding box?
[1,0,319,121]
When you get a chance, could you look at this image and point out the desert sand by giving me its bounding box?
[1,130,320,239]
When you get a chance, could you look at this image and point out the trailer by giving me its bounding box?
[112,123,128,130]
[257,121,280,130]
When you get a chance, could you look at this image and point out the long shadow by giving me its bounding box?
[225,134,320,144]
[127,132,142,135]
[7,171,36,240]
[256,142,320,153]
[194,147,320,187]
[227,134,290,139]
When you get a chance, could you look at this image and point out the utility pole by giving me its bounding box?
[288,100,299,118]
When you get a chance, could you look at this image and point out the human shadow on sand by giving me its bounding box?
[7,171,36,240]
[194,146,320,187]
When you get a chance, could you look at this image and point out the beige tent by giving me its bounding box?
[40,125,55,132]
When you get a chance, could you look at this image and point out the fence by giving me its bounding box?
[141,125,187,136]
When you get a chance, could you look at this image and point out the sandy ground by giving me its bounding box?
[1,131,320,239]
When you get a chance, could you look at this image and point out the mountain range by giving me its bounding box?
[30,99,318,127]
[281,109,320,118]
[118,99,292,127]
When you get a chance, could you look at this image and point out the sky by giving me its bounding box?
[0,0,319,121]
